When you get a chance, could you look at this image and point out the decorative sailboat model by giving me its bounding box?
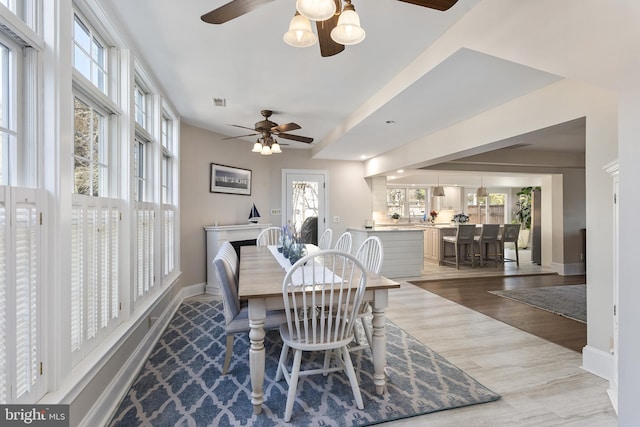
[248,203,260,223]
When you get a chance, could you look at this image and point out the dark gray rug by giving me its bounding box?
[109,298,500,426]
[489,284,586,323]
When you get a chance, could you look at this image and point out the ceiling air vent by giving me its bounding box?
[212,98,227,107]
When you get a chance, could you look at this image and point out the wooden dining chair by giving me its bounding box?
[213,242,287,374]
[333,231,353,254]
[318,228,333,250]
[256,226,281,246]
[442,224,476,269]
[276,250,368,422]
[474,224,501,267]
[352,236,384,352]
[499,223,521,266]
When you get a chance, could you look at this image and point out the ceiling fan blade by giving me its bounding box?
[278,133,314,144]
[201,0,275,24]
[222,133,258,140]
[272,122,301,133]
[396,0,458,11]
[230,124,258,131]
[316,11,344,57]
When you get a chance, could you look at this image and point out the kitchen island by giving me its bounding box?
[348,226,424,278]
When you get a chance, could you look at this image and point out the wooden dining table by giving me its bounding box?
[238,245,400,415]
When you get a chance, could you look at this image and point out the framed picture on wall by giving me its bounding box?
[210,163,252,195]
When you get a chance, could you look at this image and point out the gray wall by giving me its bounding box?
[180,123,371,288]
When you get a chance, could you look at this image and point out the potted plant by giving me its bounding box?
[452,212,469,224]
[513,186,539,248]
[391,212,401,224]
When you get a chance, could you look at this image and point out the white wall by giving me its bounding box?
[180,123,370,288]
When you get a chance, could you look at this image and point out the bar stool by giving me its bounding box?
[498,223,521,266]
[474,224,501,267]
[442,224,477,269]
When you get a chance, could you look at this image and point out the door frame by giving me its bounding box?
[281,169,328,237]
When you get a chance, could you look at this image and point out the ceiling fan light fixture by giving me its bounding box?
[330,2,365,45]
[296,0,336,21]
[252,140,263,153]
[260,144,272,155]
[271,140,282,153]
[283,12,318,47]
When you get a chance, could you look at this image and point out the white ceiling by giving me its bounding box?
[104,0,585,185]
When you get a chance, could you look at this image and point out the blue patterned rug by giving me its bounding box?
[109,297,500,426]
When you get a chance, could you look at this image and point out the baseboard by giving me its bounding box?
[551,262,585,276]
[581,345,613,381]
[205,282,220,295]
[80,283,204,427]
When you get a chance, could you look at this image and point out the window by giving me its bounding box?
[73,13,107,93]
[407,188,426,218]
[133,139,146,202]
[73,96,107,197]
[387,188,405,218]
[160,112,176,279]
[0,41,14,186]
[134,84,147,129]
[467,192,506,224]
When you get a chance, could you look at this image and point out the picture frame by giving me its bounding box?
[210,163,252,195]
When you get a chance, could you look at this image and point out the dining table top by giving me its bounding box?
[238,245,400,300]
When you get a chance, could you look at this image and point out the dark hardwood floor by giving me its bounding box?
[409,274,587,352]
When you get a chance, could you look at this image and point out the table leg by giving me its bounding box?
[248,299,267,414]
[371,289,388,395]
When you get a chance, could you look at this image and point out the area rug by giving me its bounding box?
[489,284,586,323]
[108,298,500,427]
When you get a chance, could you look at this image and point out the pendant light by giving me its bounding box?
[283,12,317,48]
[296,0,336,21]
[330,0,365,45]
[476,176,488,198]
[433,176,445,197]
[252,139,262,153]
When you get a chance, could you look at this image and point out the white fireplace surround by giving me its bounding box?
[204,223,272,294]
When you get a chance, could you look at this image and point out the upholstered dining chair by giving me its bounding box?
[213,242,287,374]
[256,226,282,246]
[474,224,501,267]
[333,231,353,254]
[318,228,333,250]
[276,250,368,422]
[442,224,476,269]
[498,223,522,266]
[352,236,384,351]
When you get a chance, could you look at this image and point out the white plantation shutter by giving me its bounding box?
[162,206,174,277]
[0,187,44,403]
[70,196,121,362]
[135,204,155,301]
[0,190,6,403]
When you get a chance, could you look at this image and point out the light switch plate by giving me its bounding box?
[271,209,281,216]
[333,216,340,223]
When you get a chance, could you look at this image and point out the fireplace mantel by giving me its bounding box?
[204,223,272,294]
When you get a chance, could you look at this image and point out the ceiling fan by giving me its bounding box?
[201,0,459,57]
[223,110,314,155]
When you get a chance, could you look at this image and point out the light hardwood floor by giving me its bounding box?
[380,249,617,426]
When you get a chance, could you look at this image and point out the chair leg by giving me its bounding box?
[284,349,303,422]
[514,242,520,266]
[222,335,234,374]
[276,343,289,381]
[341,346,364,410]
[455,243,460,269]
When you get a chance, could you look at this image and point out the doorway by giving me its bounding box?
[282,170,327,245]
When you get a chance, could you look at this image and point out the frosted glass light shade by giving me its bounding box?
[260,145,272,155]
[330,9,365,45]
[271,142,282,153]
[296,0,336,21]
[283,13,317,47]
[252,141,263,152]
